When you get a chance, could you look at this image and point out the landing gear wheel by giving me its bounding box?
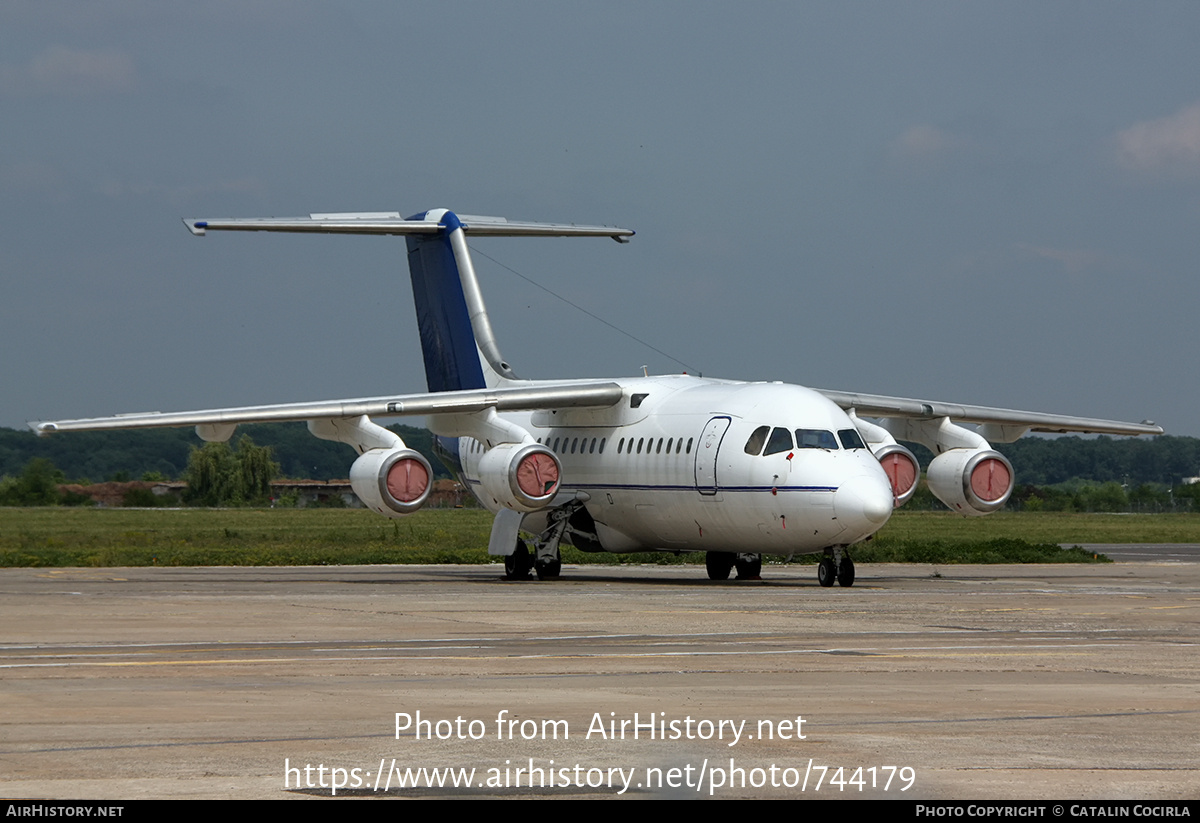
[817,557,837,588]
[734,553,762,580]
[836,556,855,587]
[705,552,735,580]
[535,553,562,580]
[505,540,532,580]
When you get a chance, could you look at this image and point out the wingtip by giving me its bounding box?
[182,218,206,237]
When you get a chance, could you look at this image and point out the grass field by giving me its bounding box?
[2,507,1197,568]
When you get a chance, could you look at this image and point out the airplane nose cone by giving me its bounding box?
[835,475,893,531]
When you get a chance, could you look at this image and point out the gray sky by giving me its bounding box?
[3,2,1198,436]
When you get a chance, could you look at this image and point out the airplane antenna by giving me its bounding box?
[470,245,700,375]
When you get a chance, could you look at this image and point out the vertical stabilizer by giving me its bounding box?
[405,209,517,392]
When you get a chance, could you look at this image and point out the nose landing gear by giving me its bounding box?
[818,547,855,587]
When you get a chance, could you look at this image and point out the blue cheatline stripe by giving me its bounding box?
[404,211,486,393]
[462,478,838,494]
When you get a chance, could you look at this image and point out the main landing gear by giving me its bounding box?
[705,552,762,581]
[505,538,562,581]
[506,502,587,581]
[817,547,855,588]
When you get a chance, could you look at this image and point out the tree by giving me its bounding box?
[183,436,278,507]
[235,435,278,503]
[0,458,65,505]
[183,442,239,507]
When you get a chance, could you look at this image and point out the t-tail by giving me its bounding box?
[184,209,634,393]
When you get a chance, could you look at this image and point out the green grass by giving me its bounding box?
[0,508,495,567]
[877,510,1200,544]
[2,507,1196,568]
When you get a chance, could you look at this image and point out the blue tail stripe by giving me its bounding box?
[404,213,486,393]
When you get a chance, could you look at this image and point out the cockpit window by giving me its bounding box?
[764,427,794,456]
[744,425,769,455]
[795,429,839,450]
[838,428,867,450]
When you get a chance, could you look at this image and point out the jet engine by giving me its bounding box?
[925,448,1013,516]
[873,443,920,507]
[477,442,562,512]
[349,447,434,518]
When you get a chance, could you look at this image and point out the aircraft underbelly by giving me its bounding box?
[591,486,846,555]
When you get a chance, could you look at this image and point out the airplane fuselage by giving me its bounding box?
[446,374,895,556]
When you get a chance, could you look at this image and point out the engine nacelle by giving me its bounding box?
[349,447,433,518]
[477,443,562,513]
[873,443,920,507]
[926,448,1013,516]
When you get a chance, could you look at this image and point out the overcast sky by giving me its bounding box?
[3,2,1198,439]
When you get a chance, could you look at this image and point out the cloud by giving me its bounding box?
[0,162,266,206]
[890,124,966,160]
[96,177,269,204]
[0,46,136,97]
[0,160,72,202]
[1016,243,1129,276]
[1115,102,1200,175]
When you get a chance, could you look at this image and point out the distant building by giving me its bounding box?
[59,478,471,509]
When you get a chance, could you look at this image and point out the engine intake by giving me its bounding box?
[350,447,433,518]
[926,448,1013,516]
[477,442,562,512]
[873,443,919,507]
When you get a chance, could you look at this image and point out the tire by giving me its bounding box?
[535,555,561,580]
[706,552,735,580]
[734,553,762,579]
[836,557,855,587]
[817,557,837,587]
[505,540,532,580]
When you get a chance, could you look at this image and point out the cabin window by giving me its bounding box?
[630,393,648,408]
[656,438,663,454]
[838,429,867,450]
[666,437,674,454]
[571,437,579,454]
[795,429,839,450]
[637,437,644,454]
[686,437,694,454]
[743,425,770,455]
[599,438,606,454]
[676,438,683,454]
[763,427,794,456]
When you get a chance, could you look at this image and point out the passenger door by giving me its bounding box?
[694,416,731,496]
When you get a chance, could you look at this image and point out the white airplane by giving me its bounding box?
[34,209,1163,586]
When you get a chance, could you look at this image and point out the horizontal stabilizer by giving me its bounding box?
[184,212,635,242]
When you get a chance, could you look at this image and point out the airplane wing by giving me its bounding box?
[817,388,1162,438]
[32,382,624,435]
